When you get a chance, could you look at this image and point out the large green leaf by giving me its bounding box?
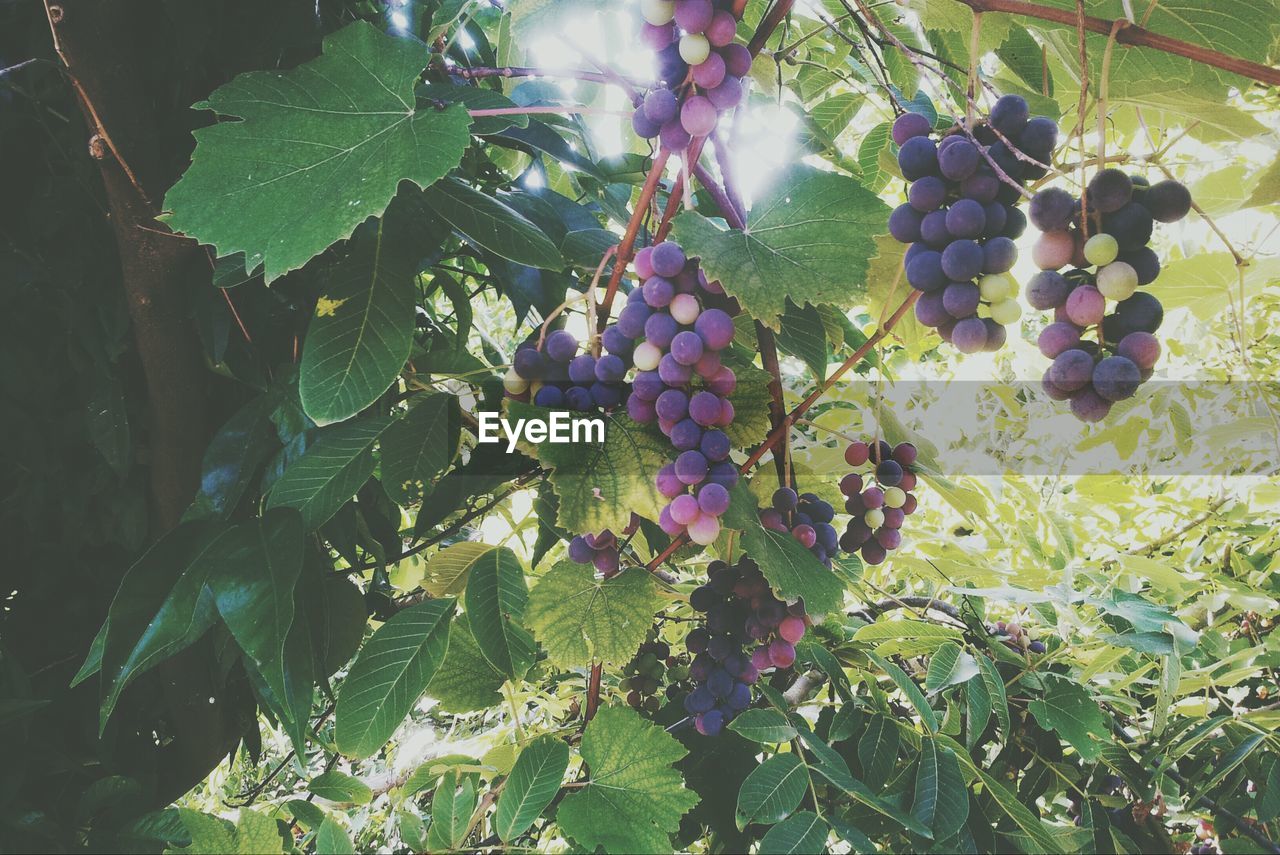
[973,769,1066,854]
[334,598,455,759]
[98,522,226,732]
[758,811,829,854]
[722,484,846,616]
[426,776,476,852]
[866,652,939,733]
[736,754,808,829]
[510,0,610,42]
[924,642,980,695]
[463,546,535,680]
[525,563,662,669]
[309,770,373,805]
[557,705,697,853]
[494,735,570,843]
[266,414,393,529]
[380,393,461,505]
[162,22,472,280]
[507,403,669,535]
[207,509,306,743]
[422,177,562,269]
[299,221,416,426]
[1027,675,1110,762]
[672,166,890,330]
[315,816,356,855]
[727,709,798,743]
[424,615,505,712]
[187,394,278,520]
[858,714,900,787]
[422,542,502,597]
[912,740,968,839]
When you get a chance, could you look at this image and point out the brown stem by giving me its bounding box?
[585,662,603,722]
[749,0,797,56]
[955,0,1280,87]
[756,323,791,487]
[596,148,670,331]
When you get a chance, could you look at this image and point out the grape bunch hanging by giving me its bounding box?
[758,488,839,568]
[890,95,1059,353]
[633,0,749,150]
[618,636,688,714]
[1027,169,1190,421]
[838,440,919,566]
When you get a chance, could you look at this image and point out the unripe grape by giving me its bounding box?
[633,341,662,371]
[864,508,886,529]
[1096,261,1138,301]
[979,273,1014,302]
[989,299,1022,325]
[681,94,718,137]
[1065,285,1105,326]
[503,367,529,395]
[1083,233,1119,266]
[679,33,711,65]
[687,513,721,545]
[641,0,676,25]
[883,487,906,509]
[1032,230,1075,270]
[670,292,701,324]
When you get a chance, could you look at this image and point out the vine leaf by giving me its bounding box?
[162,22,472,281]
[334,598,455,759]
[463,545,535,680]
[721,484,845,617]
[557,704,697,853]
[508,402,669,535]
[1027,675,1110,762]
[299,220,416,426]
[525,562,662,670]
[494,735,570,843]
[672,166,890,331]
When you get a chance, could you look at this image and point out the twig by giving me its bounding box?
[596,149,671,330]
[0,58,41,77]
[1076,0,1091,239]
[466,106,628,117]
[448,63,645,90]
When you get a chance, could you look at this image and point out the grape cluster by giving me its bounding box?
[989,620,1046,654]
[634,0,749,152]
[567,529,622,578]
[889,95,1060,353]
[618,637,687,713]
[759,488,839,568]
[504,328,632,412]
[837,440,919,566]
[685,557,807,735]
[1028,169,1189,421]
[619,240,740,547]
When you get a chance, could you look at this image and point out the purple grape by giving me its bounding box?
[1026,270,1071,310]
[568,536,594,563]
[644,87,679,124]
[1070,387,1112,422]
[632,370,663,401]
[656,388,689,421]
[1049,348,1095,392]
[1041,369,1070,401]
[909,176,947,212]
[1003,206,1028,239]
[1037,322,1082,358]
[565,386,593,410]
[634,247,656,280]
[632,107,662,139]
[694,350,721,378]
[691,52,726,88]
[883,507,905,528]
[1141,179,1191,223]
[862,486,884,508]
[681,95,718,137]
[876,459,903,486]
[695,709,724,736]
[685,685,716,713]
[960,172,999,203]
[658,504,682,535]
[643,276,675,308]
[1020,117,1058,159]
[945,198,987,239]
[617,303,652,339]
[675,450,709,485]
[689,390,722,426]
[701,429,730,461]
[989,94,1029,135]
[898,136,939,180]
[627,395,656,422]
[1101,201,1154,250]
[1087,168,1133,214]
[941,239,984,281]
[670,330,705,366]
[706,9,737,46]
[655,43,688,84]
[982,202,1009,237]
[698,482,730,516]
[595,354,627,382]
[656,464,684,498]
[706,75,743,110]
[919,210,951,247]
[707,367,735,398]
[645,312,678,348]
[915,290,950,326]
[982,236,1017,274]
[675,0,715,34]
[906,250,947,292]
[513,346,544,379]
[671,418,703,451]
[892,111,932,145]
[641,22,676,50]
[1119,247,1160,286]
[651,242,686,278]
[951,317,989,354]
[721,43,751,76]
[942,282,981,318]
[983,319,1007,352]
[938,137,980,180]
[660,119,691,151]
[1065,285,1105,326]
[601,325,632,356]
[593,549,619,575]
[534,385,565,407]
[1092,355,1141,402]
[876,528,902,550]
[694,308,734,350]
[591,382,622,409]
[659,354,693,385]
[1030,187,1075,231]
[1117,331,1160,370]
[1103,292,1163,340]
[708,460,738,489]
[889,204,925,243]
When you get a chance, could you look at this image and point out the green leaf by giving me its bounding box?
[758,811,829,854]
[510,0,610,42]
[858,714,900,787]
[463,545,535,680]
[973,769,1065,854]
[912,740,968,839]
[857,121,894,192]
[309,770,373,805]
[1246,157,1280,208]
[266,414,393,529]
[162,22,472,281]
[233,810,285,855]
[508,403,669,536]
[299,221,416,426]
[187,395,278,520]
[1027,675,1110,763]
[422,177,562,269]
[315,816,355,855]
[422,542,502,598]
[175,809,236,855]
[334,598,455,759]
[418,82,529,135]
[672,166,890,330]
[722,485,846,616]
[424,615,505,712]
[1257,756,1280,823]
[426,775,476,852]
[866,652,938,733]
[494,735,570,843]
[525,563,662,670]
[206,510,306,744]
[925,642,980,695]
[965,672,991,751]
[736,754,808,829]
[976,654,1011,739]
[99,522,225,732]
[853,620,964,645]
[283,800,326,831]
[727,709,798,743]
[557,705,697,853]
[309,573,368,677]
[775,301,829,381]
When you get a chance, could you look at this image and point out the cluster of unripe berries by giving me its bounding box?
[619,637,687,713]
[890,95,1058,353]
[504,328,632,412]
[567,529,622,578]
[990,619,1046,654]
[759,488,839,568]
[839,440,919,566]
[634,0,750,151]
[1028,169,1189,421]
[684,557,806,735]
[618,240,740,547]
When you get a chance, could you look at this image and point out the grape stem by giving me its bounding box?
[447,63,646,90]
[596,148,670,332]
